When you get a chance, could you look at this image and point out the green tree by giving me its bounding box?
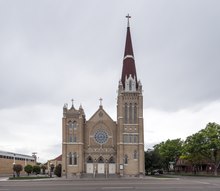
[13,164,23,177]
[154,138,183,171]
[24,165,33,176]
[184,122,220,176]
[145,149,163,174]
[32,165,41,175]
[54,164,62,177]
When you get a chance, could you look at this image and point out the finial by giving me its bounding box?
[99,97,103,106]
[126,14,131,27]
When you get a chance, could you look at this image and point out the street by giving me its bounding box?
[1,176,220,191]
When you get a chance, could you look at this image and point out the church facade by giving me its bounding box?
[62,18,144,178]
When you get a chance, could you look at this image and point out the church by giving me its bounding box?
[62,16,144,178]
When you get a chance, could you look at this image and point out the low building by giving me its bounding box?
[46,155,62,176]
[47,155,62,170]
[0,150,36,176]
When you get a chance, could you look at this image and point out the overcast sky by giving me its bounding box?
[0,0,220,162]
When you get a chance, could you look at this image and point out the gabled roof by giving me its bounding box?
[87,106,115,123]
[53,154,62,161]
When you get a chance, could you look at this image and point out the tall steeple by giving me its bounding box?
[121,14,138,90]
[117,15,144,177]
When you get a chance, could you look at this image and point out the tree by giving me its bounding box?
[154,138,183,171]
[54,164,62,177]
[41,165,47,174]
[24,165,33,176]
[145,149,163,174]
[184,122,220,176]
[13,164,23,177]
[32,165,41,175]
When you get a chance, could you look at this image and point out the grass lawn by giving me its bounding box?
[9,176,52,180]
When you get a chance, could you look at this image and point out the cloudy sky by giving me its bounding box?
[0,0,220,162]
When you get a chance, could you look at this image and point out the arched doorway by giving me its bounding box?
[108,156,116,174]
[86,156,94,174]
[97,156,105,174]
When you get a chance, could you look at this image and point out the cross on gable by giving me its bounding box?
[99,98,103,106]
[71,99,74,106]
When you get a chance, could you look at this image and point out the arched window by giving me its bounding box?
[68,121,77,130]
[134,104,137,124]
[124,155,128,164]
[129,80,132,91]
[109,156,115,163]
[124,103,128,124]
[134,150,138,159]
[72,121,77,129]
[98,156,104,163]
[87,156,93,163]
[69,152,72,165]
[68,121,73,129]
[129,103,132,124]
[73,152,77,165]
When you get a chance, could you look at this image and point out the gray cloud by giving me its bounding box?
[0,0,220,159]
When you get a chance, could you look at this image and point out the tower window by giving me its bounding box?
[69,135,73,142]
[69,152,72,165]
[129,103,132,124]
[124,155,128,164]
[73,152,77,165]
[68,121,77,129]
[73,135,77,143]
[134,150,138,159]
[134,104,137,124]
[124,103,128,124]
[72,122,77,129]
[123,134,129,143]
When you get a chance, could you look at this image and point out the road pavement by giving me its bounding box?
[1,176,220,191]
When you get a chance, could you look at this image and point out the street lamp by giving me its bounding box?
[12,154,15,178]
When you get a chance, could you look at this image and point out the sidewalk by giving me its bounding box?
[0,177,9,181]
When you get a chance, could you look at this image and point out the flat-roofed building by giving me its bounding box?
[0,150,36,175]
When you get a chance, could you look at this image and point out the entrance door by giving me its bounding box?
[109,164,116,174]
[97,156,105,174]
[86,163,93,174]
[86,156,94,174]
[98,164,105,174]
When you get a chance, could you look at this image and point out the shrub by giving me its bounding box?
[24,165,33,176]
[32,165,41,175]
[13,164,23,177]
[54,164,62,177]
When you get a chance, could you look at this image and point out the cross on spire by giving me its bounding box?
[126,14,131,27]
[99,97,103,106]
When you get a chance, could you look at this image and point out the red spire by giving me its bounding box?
[121,15,138,88]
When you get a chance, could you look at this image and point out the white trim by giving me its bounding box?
[124,55,134,60]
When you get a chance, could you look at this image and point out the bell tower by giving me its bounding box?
[117,15,144,177]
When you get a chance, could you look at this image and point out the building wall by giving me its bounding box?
[0,156,35,175]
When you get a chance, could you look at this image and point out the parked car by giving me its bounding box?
[150,169,163,175]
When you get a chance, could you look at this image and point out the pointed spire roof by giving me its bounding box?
[121,14,138,88]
